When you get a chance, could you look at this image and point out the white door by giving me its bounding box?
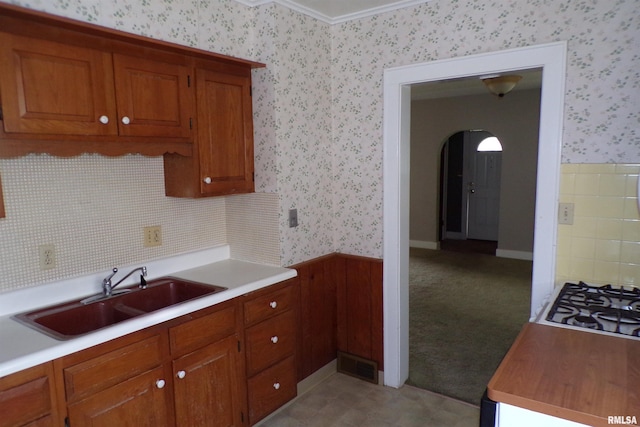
[464,132,502,241]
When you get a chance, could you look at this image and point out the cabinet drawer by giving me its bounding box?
[0,363,56,427]
[245,310,295,376]
[169,304,237,355]
[247,355,296,425]
[64,335,163,402]
[244,285,294,325]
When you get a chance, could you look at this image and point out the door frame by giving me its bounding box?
[382,41,567,388]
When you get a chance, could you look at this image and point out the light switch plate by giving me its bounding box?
[558,203,574,225]
[288,209,298,228]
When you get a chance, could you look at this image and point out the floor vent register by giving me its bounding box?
[337,351,378,384]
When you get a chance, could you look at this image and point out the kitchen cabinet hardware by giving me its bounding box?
[271,336,279,344]
[99,115,109,124]
[270,301,277,309]
[176,370,186,379]
[273,382,280,390]
[155,379,166,389]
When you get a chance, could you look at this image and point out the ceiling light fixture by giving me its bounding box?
[482,75,522,98]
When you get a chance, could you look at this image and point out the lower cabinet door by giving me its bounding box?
[247,356,297,425]
[172,335,245,427]
[67,367,170,427]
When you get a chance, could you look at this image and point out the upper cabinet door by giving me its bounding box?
[112,54,193,139]
[196,69,254,196]
[0,33,117,135]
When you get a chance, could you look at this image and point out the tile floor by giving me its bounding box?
[258,373,480,427]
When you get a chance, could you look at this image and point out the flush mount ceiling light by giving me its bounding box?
[481,75,522,97]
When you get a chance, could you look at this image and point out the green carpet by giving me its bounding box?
[406,248,532,405]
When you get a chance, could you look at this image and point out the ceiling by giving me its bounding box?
[237,0,430,23]
[411,69,543,100]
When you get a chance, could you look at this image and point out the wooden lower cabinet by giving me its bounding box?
[0,362,59,427]
[172,335,245,427]
[246,356,296,424]
[60,300,247,427]
[67,367,170,427]
[242,280,298,425]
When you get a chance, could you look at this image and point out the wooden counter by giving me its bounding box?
[488,323,640,427]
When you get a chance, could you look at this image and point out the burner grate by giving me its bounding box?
[546,282,640,337]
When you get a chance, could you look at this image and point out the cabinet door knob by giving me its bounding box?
[156,379,166,389]
[121,116,131,125]
[203,177,212,184]
[176,370,186,379]
[273,382,280,390]
[269,301,277,309]
[99,115,109,124]
[271,336,279,344]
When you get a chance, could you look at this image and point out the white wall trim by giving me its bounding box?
[232,0,432,24]
[383,41,567,388]
[496,249,534,261]
[409,240,438,249]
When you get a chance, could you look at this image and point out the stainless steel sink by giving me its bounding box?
[13,277,226,340]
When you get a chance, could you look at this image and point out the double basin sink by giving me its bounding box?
[13,277,227,340]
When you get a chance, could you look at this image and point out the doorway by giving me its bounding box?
[382,41,567,388]
[441,130,502,243]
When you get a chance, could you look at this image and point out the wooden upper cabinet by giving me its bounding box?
[164,67,255,198]
[112,54,192,138]
[0,3,264,159]
[196,69,254,196]
[0,33,118,136]
[0,34,192,141]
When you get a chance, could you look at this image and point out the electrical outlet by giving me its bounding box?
[558,203,574,225]
[39,244,56,270]
[144,226,162,247]
[288,209,298,228]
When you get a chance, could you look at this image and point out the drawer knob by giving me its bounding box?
[99,115,109,124]
[176,370,186,379]
[270,301,277,309]
[121,116,131,125]
[273,382,280,390]
[271,336,279,344]
[156,379,166,389]
[203,177,212,184]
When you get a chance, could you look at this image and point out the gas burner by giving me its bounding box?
[568,315,601,329]
[543,282,640,339]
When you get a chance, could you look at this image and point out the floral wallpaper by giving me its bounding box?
[330,0,639,258]
[0,0,637,282]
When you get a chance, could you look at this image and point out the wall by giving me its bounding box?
[556,164,640,287]
[410,89,540,254]
[0,0,638,292]
[331,0,639,260]
[0,0,286,292]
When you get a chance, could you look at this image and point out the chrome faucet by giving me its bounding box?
[102,266,147,297]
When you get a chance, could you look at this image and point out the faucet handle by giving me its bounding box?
[103,268,118,285]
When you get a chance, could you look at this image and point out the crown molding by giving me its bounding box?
[232,0,431,24]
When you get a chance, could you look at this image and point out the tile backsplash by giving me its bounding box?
[0,154,280,294]
[556,164,640,287]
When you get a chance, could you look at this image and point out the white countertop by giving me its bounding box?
[0,245,296,378]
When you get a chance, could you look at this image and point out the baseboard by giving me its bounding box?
[496,249,533,261]
[297,359,337,396]
[409,240,438,249]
